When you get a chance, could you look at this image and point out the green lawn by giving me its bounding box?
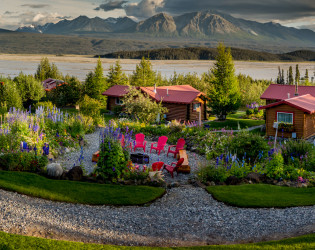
[0,171,165,205]
[0,231,315,249]
[207,184,315,208]
[206,111,265,130]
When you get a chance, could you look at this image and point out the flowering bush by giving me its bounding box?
[94,123,131,181]
[122,162,149,182]
[245,102,263,119]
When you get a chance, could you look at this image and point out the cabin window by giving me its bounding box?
[277,112,293,124]
[115,97,123,105]
[193,103,201,111]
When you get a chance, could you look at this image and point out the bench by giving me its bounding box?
[177,149,190,173]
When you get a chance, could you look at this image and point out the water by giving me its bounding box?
[0,56,314,82]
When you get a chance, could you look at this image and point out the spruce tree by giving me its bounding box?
[295,64,300,84]
[84,58,108,102]
[288,66,294,85]
[207,43,241,121]
[107,61,128,87]
[130,57,156,87]
[35,57,63,81]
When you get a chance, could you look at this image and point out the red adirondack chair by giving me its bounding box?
[134,133,147,152]
[164,158,184,178]
[167,138,186,158]
[151,161,164,171]
[150,136,168,155]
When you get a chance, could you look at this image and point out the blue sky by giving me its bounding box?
[1,0,315,31]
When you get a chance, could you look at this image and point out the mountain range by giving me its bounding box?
[15,10,315,49]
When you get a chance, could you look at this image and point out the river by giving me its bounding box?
[0,54,314,82]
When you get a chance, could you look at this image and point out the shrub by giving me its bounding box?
[228,130,269,163]
[94,125,131,181]
[265,152,284,180]
[34,101,55,111]
[246,109,254,116]
[78,95,103,125]
[95,137,128,181]
[0,152,48,172]
[197,164,229,183]
[281,140,314,164]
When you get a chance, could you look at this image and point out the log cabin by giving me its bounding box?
[102,85,207,122]
[259,94,315,139]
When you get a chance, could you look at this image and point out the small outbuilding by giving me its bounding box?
[102,85,207,122]
[42,78,66,91]
[259,94,315,139]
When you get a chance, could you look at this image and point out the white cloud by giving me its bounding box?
[17,12,70,26]
[125,0,165,19]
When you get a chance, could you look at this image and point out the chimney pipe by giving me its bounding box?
[153,84,157,93]
[287,93,290,99]
[166,88,169,96]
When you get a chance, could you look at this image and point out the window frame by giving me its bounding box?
[276,111,294,124]
[193,103,201,111]
[115,97,123,105]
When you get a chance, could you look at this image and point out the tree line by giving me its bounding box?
[100,47,315,62]
[276,65,312,85]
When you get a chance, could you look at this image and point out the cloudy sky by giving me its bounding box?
[1,0,315,31]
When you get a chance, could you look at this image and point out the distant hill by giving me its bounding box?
[99,47,315,61]
[13,10,315,49]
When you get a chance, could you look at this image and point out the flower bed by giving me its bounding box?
[0,106,94,172]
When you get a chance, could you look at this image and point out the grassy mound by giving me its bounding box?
[0,171,165,205]
[207,184,315,208]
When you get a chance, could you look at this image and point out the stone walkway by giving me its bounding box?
[0,186,314,247]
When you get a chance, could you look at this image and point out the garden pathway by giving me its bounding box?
[0,186,314,247]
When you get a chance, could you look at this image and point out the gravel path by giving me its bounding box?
[57,129,206,184]
[0,186,314,246]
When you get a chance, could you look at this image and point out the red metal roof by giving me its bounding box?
[260,84,315,101]
[103,85,205,104]
[259,94,315,114]
[42,78,66,91]
[141,85,203,104]
[102,85,130,97]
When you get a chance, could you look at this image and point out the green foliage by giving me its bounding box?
[84,58,108,102]
[288,66,294,85]
[130,57,157,86]
[78,95,103,124]
[0,171,165,205]
[13,72,45,107]
[34,57,63,81]
[48,75,82,107]
[237,74,270,107]
[168,71,209,93]
[0,78,23,109]
[295,64,300,84]
[281,140,315,171]
[197,164,229,183]
[122,87,168,123]
[265,152,284,180]
[228,131,269,163]
[207,184,315,208]
[207,43,241,120]
[107,60,129,87]
[34,101,55,110]
[95,137,128,181]
[0,152,48,172]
